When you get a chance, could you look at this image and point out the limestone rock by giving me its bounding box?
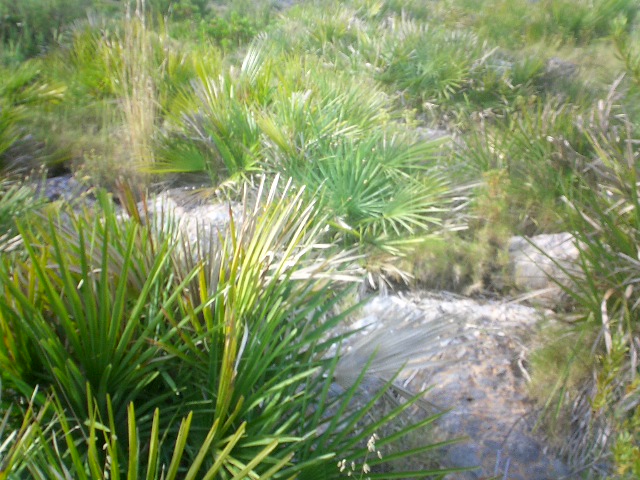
[344,292,571,479]
[545,57,578,83]
[140,188,242,255]
[508,233,581,308]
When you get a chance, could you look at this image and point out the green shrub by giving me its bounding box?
[0,178,460,478]
[258,72,451,254]
[0,100,22,169]
[163,0,209,21]
[157,44,269,185]
[264,130,450,251]
[437,0,638,48]
[526,87,640,475]
[0,0,212,64]
[0,191,185,428]
[0,386,291,479]
[373,17,557,122]
[0,180,43,252]
[455,96,594,233]
[0,0,98,62]
[205,11,260,50]
[0,60,67,174]
[41,9,225,183]
[378,21,485,108]
[264,1,383,76]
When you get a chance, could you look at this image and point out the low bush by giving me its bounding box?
[157,44,269,184]
[0,0,98,63]
[0,178,461,478]
[160,42,453,263]
[436,0,638,48]
[0,61,67,174]
[378,21,485,108]
[525,85,640,476]
[454,95,597,234]
[0,180,43,252]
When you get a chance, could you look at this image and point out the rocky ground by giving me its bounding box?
[357,294,572,479]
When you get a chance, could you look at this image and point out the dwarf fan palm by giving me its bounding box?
[0,176,462,478]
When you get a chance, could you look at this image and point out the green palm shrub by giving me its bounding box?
[0,190,186,430]
[57,14,217,105]
[204,11,261,51]
[437,0,638,48]
[612,14,640,126]
[524,88,640,475]
[0,383,291,479]
[275,58,392,135]
[0,180,44,253]
[264,2,387,79]
[41,6,225,183]
[156,47,268,184]
[0,61,66,174]
[0,0,97,62]
[565,105,639,470]
[283,4,370,57]
[353,0,431,20]
[159,37,452,265]
[264,130,449,252]
[260,50,453,262]
[0,60,65,107]
[0,177,459,478]
[0,101,22,170]
[548,0,637,44]
[455,54,547,117]
[456,96,594,233]
[165,0,274,49]
[378,20,485,108]
[0,0,213,64]
[371,16,534,122]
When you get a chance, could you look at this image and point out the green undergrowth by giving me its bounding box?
[1,0,640,477]
[0,178,467,478]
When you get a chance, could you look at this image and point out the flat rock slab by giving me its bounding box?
[357,293,570,479]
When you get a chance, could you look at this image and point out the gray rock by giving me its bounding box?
[446,443,482,469]
[508,232,581,307]
[139,189,242,256]
[33,173,94,205]
[545,57,578,83]
[509,433,541,463]
[349,292,572,479]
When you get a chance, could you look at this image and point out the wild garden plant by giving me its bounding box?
[434,0,638,48]
[0,177,463,478]
[521,83,640,476]
[156,43,270,185]
[0,0,98,62]
[612,13,640,125]
[378,20,485,109]
[275,4,372,60]
[262,127,451,253]
[0,61,66,174]
[158,39,454,271]
[454,92,602,235]
[0,180,45,255]
[0,100,22,170]
[35,1,227,187]
[361,13,561,126]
